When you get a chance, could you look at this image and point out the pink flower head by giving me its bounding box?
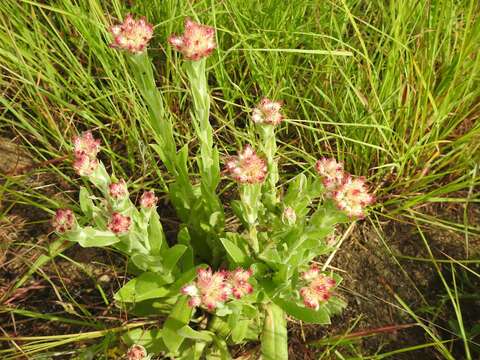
[108,179,128,200]
[300,265,336,310]
[332,175,375,218]
[73,131,101,159]
[52,209,75,233]
[168,18,216,61]
[127,344,147,360]
[224,145,267,184]
[181,268,231,310]
[107,212,131,234]
[140,190,158,208]
[73,153,99,176]
[315,158,345,192]
[252,98,284,125]
[228,268,253,299]
[110,14,153,54]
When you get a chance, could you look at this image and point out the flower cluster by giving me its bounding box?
[107,212,131,234]
[140,190,158,208]
[168,18,216,61]
[52,209,75,233]
[252,98,284,125]
[110,14,153,54]
[73,131,100,177]
[224,145,267,184]
[315,158,344,192]
[333,175,375,218]
[299,265,336,310]
[182,267,253,310]
[315,158,374,218]
[108,179,128,200]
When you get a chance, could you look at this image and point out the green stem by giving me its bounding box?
[259,126,279,208]
[184,59,219,188]
[207,315,230,338]
[128,52,177,175]
[184,59,225,264]
[240,184,262,253]
[128,52,197,233]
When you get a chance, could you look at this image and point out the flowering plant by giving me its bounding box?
[51,14,375,360]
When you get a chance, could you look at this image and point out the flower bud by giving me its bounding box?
[126,344,147,360]
[110,14,153,54]
[332,175,374,218]
[315,158,345,192]
[224,145,267,184]
[168,18,216,61]
[107,212,131,234]
[108,179,128,200]
[139,190,158,208]
[52,209,75,233]
[252,98,283,125]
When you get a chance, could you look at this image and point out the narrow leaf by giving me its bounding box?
[261,303,288,360]
[162,296,193,354]
[220,237,247,265]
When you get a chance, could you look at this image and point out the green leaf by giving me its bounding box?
[162,296,193,354]
[211,336,232,360]
[324,296,348,317]
[178,326,214,342]
[148,211,165,255]
[163,244,187,275]
[169,266,203,294]
[220,237,248,265]
[177,227,194,270]
[134,272,171,301]
[231,319,250,343]
[274,298,330,324]
[131,253,165,273]
[178,341,207,360]
[114,277,137,303]
[79,187,94,217]
[122,328,165,354]
[231,200,246,226]
[68,228,119,247]
[114,272,172,303]
[261,303,288,360]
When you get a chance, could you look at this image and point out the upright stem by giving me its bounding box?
[128,52,196,228]
[259,126,279,208]
[128,52,177,175]
[184,59,224,264]
[184,59,219,189]
[240,184,261,253]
